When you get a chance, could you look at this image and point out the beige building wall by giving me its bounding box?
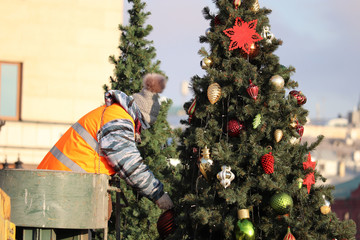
[0,0,123,166]
[303,125,360,140]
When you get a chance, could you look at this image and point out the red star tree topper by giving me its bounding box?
[223,17,263,54]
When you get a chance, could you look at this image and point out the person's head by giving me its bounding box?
[132,73,167,125]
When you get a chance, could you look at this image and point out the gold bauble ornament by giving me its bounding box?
[289,136,300,145]
[320,206,331,215]
[289,115,298,128]
[250,0,260,12]
[274,129,283,143]
[201,57,213,69]
[207,83,222,104]
[270,75,285,91]
[217,165,235,188]
[198,146,213,180]
[320,195,331,215]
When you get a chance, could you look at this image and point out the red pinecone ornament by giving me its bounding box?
[227,119,244,137]
[157,209,176,239]
[247,80,259,100]
[261,152,274,174]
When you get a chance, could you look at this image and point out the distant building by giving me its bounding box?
[304,104,360,236]
[332,176,360,240]
[349,100,360,128]
[0,0,124,168]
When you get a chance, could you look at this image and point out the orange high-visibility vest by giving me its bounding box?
[37,104,135,175]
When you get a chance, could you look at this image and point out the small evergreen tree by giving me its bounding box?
[97,0,181,239]
[174,0,356,239]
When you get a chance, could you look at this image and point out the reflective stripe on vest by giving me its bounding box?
[49,145,87,173]
[50,122,100,172]
[72,122,99,152]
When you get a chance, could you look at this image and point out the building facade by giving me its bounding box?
[332,177,360,239]
[0,0,124,167]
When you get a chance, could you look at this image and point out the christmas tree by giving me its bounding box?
[97,0,181,239]
[174,0,356,239]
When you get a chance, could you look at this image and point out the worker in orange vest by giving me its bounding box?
[37,73,174,210]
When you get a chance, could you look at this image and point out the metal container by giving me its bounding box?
[0,169,109,229]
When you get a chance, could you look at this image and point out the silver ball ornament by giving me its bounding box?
[205,28,211,36]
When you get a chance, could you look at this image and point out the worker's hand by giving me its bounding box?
[155,192,174,210]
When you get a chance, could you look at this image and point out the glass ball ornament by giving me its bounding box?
[320,195,331,215]
[240,42,260,59]
[289,90,307,105]
[201,57,213,69]
[235,209,255,240]
[205,28,212,36]
[269,75,284,91]
[157,209,176,239]
[270,192,293,215]
[227,119,244,137]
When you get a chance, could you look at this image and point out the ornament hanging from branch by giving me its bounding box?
[247,80,259,100]
[250,0,260,12]
[296,178,303,189]
[201,57,213,69]
[207,83,221,104]
[320,195,331,215]
[274,129,283,143]
[235,209,255,239]
[283,227,296,240]
[296,123,304,142]
[289,90,307,105]
[302,153,316,194]
[233,0,241,9]
[217,165,235,188]
[223,17,263,54]
[261,152,274,174]
[198,146,213,180]
[157,209,176,239]
[289,137,300,145]
[240,42,260,59]
[270,192,293,215]
[262,26,275,44]
[303,152,316,171]
[303,172,315,194]
[270,75,285,91]
[214,15,222,26]
[187,98,197,123]
[289,115,298,128]
[205,28,212,36]
[253,113,262,129]
[227,119,245,137]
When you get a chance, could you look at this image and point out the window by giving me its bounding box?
[0,62,22,120]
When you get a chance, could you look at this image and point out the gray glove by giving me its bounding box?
[155,192,174,210]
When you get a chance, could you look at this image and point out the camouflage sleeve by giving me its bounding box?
[99,119,164,201]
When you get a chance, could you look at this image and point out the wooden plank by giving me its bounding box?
[0,169,110,229]
[0,188,11,220]
[5,220,15,240]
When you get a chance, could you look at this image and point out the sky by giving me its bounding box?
[123,0,360,120]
